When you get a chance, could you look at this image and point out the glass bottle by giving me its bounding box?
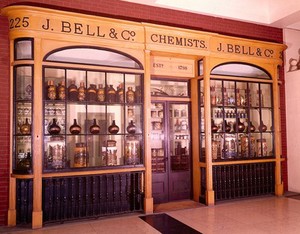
[245,89,252,107]
[70,119,81,135]
[116,84,124,103]
[257,138,267,157]
[17,149,32,172]
[210,86,216,106]
[107,84,116,103]
[68,80,78,101]
[126,87,135,103]
[78,82,86,101]
[48,136,66,169]
[97,84,105,102]
[74,143,87,167]
[211,119,218,133]
[108,120,119,134]
[212,136,220,160]
[125,136,140,165]
[224,120,231,133]
[237,88,246,106]
[48,118,61,135]
[135,86,142,103]
[241,134,251,158]
[256,90,264,107]
[259,121,267,132]
[47,80,56,100]
[126,120,136,134]
[90,119,100,134]
[57,80,66,100]
[236,118,245,133]
[228,90,235,105]
[180,120,188,131]
[174,118,181,132]
[20,118,31,135]
[223,87,228,106]
[249,121,256,132]
[87,84,97,101]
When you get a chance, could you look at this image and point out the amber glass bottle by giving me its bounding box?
[78,82,86,101]
[70,119,81,135]
[68,80,78,101]
[97,84,105,102]
[20,118,31,135]
[47,80,56,100]
[90,119,100,134]
[87,84,97,101]
[126,87,135,103]
[48,118,61,135]
[108,120,119,134]
[107,85,116,103]
[116,84,124,103]
[57,80,66,100]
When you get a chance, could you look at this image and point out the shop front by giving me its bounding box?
[1,5,286,229]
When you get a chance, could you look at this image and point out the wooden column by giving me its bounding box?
[143,50,154,213]
[32,38,43,229]
[7,38,16,227]
[203,57,215,205]
[272,65,284,196]
[191,73,200,202]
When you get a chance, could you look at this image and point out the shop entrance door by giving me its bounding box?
[151,102,191,203]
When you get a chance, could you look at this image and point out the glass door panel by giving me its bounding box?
[151,102,165,173]
[170,103,190,171]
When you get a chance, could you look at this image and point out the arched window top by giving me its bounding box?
[211,63,271,79]
[44,47,143,69]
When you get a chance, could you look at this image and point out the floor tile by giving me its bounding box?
[2,196,300,234]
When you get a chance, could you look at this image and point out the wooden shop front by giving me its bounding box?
[1,5,286,229]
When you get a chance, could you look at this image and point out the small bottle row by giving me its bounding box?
[47,118,137,135]
[46,80,141,103]
[211,119,268,133]
[214,109,248,119]
[210,86,264,107]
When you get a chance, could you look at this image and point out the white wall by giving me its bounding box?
[284,28,300,193]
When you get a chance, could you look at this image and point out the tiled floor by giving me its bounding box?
[2,195,300,233]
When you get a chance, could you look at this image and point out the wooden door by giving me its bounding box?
[151,102,191,203]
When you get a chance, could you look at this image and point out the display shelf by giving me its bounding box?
[206,79,274,162]
[41,67,144,172]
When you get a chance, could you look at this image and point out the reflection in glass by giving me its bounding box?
[151,102,165,173]
[15,39,33,60]
[15,66,32,100]
[45,48,142,69]
[170,103,190,171]
[151,80,188,97]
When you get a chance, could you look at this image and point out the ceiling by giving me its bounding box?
[121,0,300,31]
